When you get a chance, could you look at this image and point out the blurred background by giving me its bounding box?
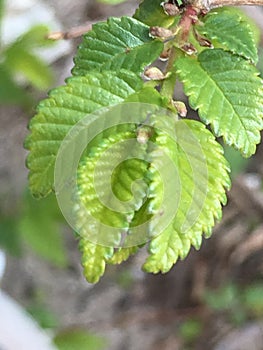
[1,0,263,349]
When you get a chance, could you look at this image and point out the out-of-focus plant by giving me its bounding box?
[205,282,263,325]
[223,145,250,179]
[0,192,68,267]
[0,0,55,107]
[178,318,203,348]
[96,0,127,5]
[53,329,106,350]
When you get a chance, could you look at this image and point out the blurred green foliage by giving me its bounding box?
[205,282,263,325]
[0,0,55,107]
[116,269,134,289]
[18,191,68,267]
[27,289,59,329]
[0,215,22,256]
[53,329,106,350]
[97,0,127,5]
[242,283,263,317]
[0,191,68,267]
[223,145,250,179]
[0,0,4,25]
[179,318,203,346]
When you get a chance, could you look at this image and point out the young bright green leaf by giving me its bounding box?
[175,49,263,157]
[107,246,139,265]
[76,128,149,249]
[79,238,114,284]
[196,7,258,64]
[75,121,155,281]
[134,0,176,27]
[73,16,163,76]
[25,70,142,198]
[143,119,230,273]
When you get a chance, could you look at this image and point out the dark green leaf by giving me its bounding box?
[73,17,163,76]
[26,70,142,197]
[196,7,258,64]
[176,49,263,157]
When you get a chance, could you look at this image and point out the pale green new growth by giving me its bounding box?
[79,238,114,284]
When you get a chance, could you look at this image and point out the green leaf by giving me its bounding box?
[73,17,163,76]
[79,238,114,283]
[26,70,142,197]
[75,128,150,282]
[143,119,230,273]
[175,49,263,157]
[196,7,258,64]
[134,0,176,27]
[54,329,106,350]
[125,85,168,106]
[76,128,149,247]
[107,246,138,264]
[18,192,67,267]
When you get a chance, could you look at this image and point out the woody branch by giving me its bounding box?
[187,0,263,11]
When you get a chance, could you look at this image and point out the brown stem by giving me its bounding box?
[209,0,263,8]
[209,0,263,7]
[47,23,93,40]
[187,0,263,12]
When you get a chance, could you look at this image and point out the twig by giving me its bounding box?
[188,0,263,11]
[209,0,263,8]
[47,23,93,40]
